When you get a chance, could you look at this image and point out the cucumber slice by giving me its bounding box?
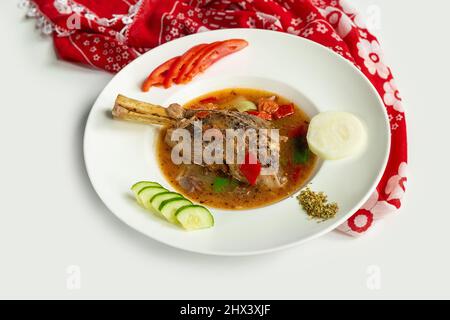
[175,205,214,231]
[150,192,183,213]
[131,181,162,194]
[159,198,193,224]
[131,181,162,204]
[137,186,167,209]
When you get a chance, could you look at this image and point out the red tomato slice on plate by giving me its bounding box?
[176,43,214,84]
[141,56,179,92]
[239,152,262,186]
[169,43,208,85]
[162,57,181,89]
[181,39,248,84]
[182,41,223,82]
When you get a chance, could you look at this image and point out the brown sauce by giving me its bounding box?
[157,88,317,210]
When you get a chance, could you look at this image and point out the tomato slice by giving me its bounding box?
[239,152,261,186]
[247,110,272,120]
[176,43,214,84]
[181,42,223,83]
[171,43,208,85]
[199,96,218,104]
[272,103,295,120]
[181,39,248,83]
[201,39,248,71]
[141,56,179,92]
[288,125,307,138]
[162,57,181,89]
[162,44,207,88]
[195,111,210,119]
[142,39,248,90]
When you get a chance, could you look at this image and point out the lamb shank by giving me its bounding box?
[112,94,287,189]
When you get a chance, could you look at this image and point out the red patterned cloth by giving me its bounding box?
[22,0,407,236]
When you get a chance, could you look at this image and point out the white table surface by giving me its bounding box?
[1,0,449,299]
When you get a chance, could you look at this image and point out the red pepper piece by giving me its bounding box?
[247,110,272,120]
[195,111,210,119]
[184,39,248,83]
[172,43,208,85]
[199,97,218,104]
[273,103,295,120]
[239,153,262,186]
[291,166,301,182]
[141,56,179,92]
[288,125,307,138]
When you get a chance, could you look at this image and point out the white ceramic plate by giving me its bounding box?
[84,29,390,256]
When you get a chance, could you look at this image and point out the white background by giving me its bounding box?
[1,0,449,299]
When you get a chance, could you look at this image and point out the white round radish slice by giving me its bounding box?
[307,111,367,160]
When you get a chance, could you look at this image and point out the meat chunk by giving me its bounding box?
[166,103,185,119]
[257,96,279,114]
[257,174,287,189]
[113,94,288,190]
[177,171,204,193]
[163,109,284,188]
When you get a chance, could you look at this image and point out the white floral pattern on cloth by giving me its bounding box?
[319,6,353,38]
[67,0,139,71]
[357,39,390,79]
[19,0,71,35]
[19,0,144,48]
[337,190,397,236]
[385,162,407,202]
[383,79,404,113]
[338,162,407,235]
[339,0,367,29]
[52,0,143,38]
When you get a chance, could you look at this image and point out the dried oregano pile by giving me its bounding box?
[297,187,339,221]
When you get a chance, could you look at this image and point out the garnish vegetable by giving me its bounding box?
[297,187,339,221]
[142,39,248,91]
[132,181,214,231]
[307,111,367,160]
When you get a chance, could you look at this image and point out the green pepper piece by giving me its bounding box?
[213,177,230,193]
[294,148,309,164]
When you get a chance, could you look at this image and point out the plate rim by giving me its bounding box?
[83,28,391,256]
